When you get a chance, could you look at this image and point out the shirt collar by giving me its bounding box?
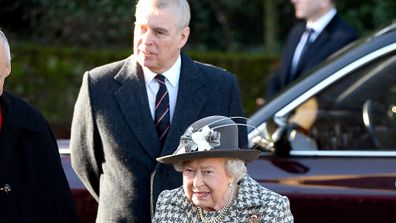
[143,55,181,88]
[306,8,336,34]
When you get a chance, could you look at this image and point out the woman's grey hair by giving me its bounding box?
[174,158,247,180]
[225,159,247,181]
[0,30,11,65]
[135,0,191,30]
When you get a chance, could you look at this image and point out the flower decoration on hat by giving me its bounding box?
[175,125,221,155]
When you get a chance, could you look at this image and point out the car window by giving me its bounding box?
[288,52,396,151]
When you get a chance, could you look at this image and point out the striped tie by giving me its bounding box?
[154,74,170,148]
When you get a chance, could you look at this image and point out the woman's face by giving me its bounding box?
[182,158,235,211]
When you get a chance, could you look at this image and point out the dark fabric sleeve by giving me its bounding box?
[70,72,103,201]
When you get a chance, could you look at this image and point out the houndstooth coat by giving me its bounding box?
[153,174,294,223]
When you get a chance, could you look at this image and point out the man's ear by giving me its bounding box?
[178,26,190,49]
[4,64,11,78]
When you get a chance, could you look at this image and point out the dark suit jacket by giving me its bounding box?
[265,13,359,98]
[0,91,78,223]
[70,53,247,222]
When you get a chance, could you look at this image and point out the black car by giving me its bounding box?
[247,23,396,223]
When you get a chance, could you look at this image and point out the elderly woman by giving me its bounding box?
[153,116,293,223]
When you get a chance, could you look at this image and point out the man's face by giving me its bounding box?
[134,5,190,74]
[291,0,329,22]
[0,42,11,95]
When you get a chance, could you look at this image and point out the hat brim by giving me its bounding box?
[156,149,261,164]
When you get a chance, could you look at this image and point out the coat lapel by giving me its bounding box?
[161,54,207,156]
[0,96,16,181]
[0,93,39,181]
[113,54,208,159]
[113,56,161,160]
[283,24,306,84]
[299,30,329,69]
[299,14,339,70]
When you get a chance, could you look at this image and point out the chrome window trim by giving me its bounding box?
[57,139,71,154]
[59,148,70,155]
[248,122,268,145]
[248,43,396,153]
[275,43,396,117]
[290,150,396,157]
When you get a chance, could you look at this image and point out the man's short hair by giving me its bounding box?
[135,0,191,30]
[0,30,11,65]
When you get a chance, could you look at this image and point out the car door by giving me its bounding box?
[247,34,396,223]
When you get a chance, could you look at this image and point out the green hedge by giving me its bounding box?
[7,44,278,138]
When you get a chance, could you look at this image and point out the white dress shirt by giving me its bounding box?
[144,55,181,123]
[291,8,337,74]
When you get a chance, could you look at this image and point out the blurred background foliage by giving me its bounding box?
[2,0,395,51]
[0,0,395,137]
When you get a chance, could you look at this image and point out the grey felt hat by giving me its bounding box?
[156,116,261,164]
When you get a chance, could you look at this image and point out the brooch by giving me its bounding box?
[246,214,260,223]
[0,184,11,194]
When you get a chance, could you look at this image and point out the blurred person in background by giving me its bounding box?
[0,30,78,223]
[70,0,246,222]
[257,0,358,106]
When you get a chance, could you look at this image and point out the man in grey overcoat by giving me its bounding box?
[70,0,247,222]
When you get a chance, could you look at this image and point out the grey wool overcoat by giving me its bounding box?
[70,52,247,222]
